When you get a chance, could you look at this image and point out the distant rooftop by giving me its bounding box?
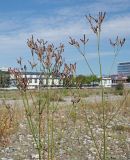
[118,62,130,65]
[0,67,8,72]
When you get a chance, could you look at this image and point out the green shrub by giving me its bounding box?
[115,83,124,90]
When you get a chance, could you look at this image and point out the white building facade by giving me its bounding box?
[10,72,63,89]
[100,77,112,88]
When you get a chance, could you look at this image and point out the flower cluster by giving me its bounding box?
[109,36,125,48]
[9,35,77,90]
[86,12,106,34]
[27,36,65,75]
[69,34,89,48]
[62,63,76,78]
[8,68,28,91]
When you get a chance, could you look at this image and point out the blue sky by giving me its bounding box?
[0,0,130,75]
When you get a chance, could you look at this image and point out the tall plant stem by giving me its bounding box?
[97,31,106,160]
[21,91,39,152]
[51,106,54,160]
[46,74,50,160]
[38,88,42,160]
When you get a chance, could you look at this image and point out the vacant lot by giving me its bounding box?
[0,88,130,160]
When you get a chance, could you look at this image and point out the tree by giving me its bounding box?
[76,74,99,86]
[63,75,76,87]
[127,76,130,82]
[0,71,10,88]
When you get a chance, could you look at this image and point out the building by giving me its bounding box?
[111,74,127,85]
[100,74,128,88]
[118,62,130,76]
[0,68,63,89]
[10,72,63,89]
[0,67,8,72]
[100,77,112,88]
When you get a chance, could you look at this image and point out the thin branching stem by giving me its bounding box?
[21,91,39,151]
[97,29,106,160]
[38,87,42,160]
[109,46,120,76]
[76,47,95,76]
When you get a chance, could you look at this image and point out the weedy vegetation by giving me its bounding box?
[0,103,22,146]
[0,11,130,160]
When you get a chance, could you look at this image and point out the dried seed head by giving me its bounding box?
[9,68,28,91]
[109,39,116,47]
[69,37,75,45]
[69,37,80,47]
[17,57,22,65]
[110,36,125,48]
[24,65,27,71]
[86,11,106,34]
[60,43,64,52]
[47,44,53,53]
[63,63,70,75]
[120,38,125,47]
[80,34,89,45]
[70,63,76,74]
[62,62,76,79]
[28,61,37,69]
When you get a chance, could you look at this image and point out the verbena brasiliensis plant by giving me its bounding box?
[9,36,76,160]
[5,12,128,160]
[69,12,126,159]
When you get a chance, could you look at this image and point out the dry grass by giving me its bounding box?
[0,88,127,100]
[0,90,21,100]
[113,125,130,132]
[0,104,23,146]
[43,90,64,102]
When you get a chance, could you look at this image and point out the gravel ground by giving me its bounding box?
[0,94,123,107]
[0,94,130,160]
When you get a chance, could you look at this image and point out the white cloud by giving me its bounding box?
[56,0,130,17]
[0,12,129,59]
[102,15,130,38]
[65,51,114,63]
[0,0,129,67]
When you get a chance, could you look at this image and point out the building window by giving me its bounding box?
[118,62,130,76]
[29,79,32,83]
[35,79,37,83]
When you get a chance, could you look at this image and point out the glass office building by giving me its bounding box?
[118,62,130,76]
